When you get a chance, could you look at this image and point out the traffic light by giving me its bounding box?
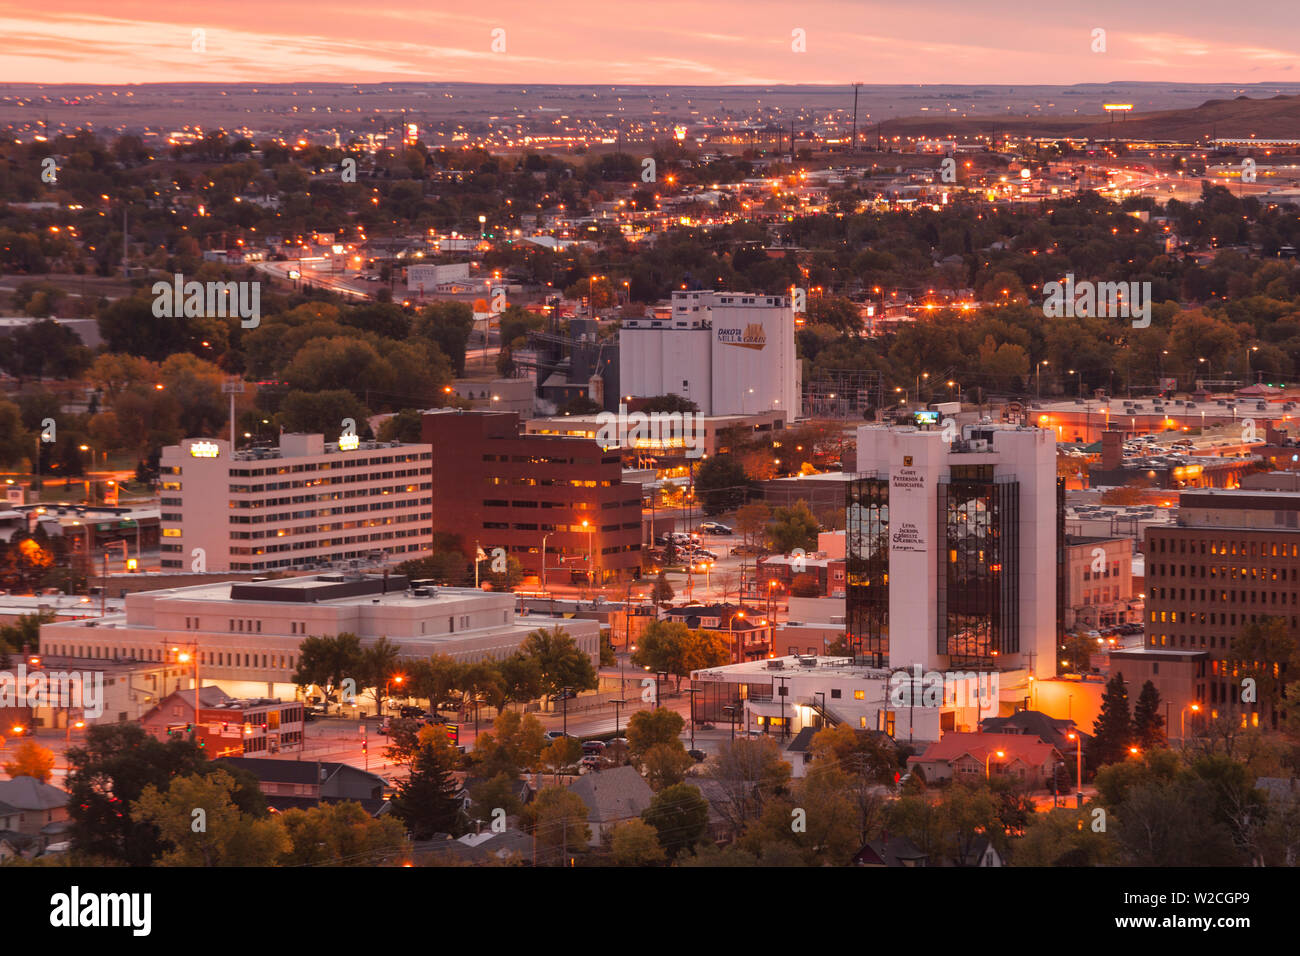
[184,723,193,733]
[361,738,368,754]
[445,723,459,745]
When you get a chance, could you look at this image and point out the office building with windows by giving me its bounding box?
[158,434,433,573]
[847,423,1060,679]
[422,409,642,584]
[1144,488,1300,731]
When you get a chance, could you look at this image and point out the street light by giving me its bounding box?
[728,610,746,664]
[1066,730,1084,807]
[1181,702,1201,741]
[608,697,627,737]
[1246,345,1260,383]
[1036,360,1049,398]
[984,748,1006,780]
[685,687,703,749]
[383,674,405,717]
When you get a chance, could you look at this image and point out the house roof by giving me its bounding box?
[566,766,653,824]
[854,835,927,866]
[980,711,1084,747]
[0,776,69,811]
[909,732,1060,767]
[786,727,817,754]
[216,756,387,789]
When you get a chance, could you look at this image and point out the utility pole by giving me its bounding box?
[852,82,861,152]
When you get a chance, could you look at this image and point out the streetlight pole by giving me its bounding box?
[1067,730,1084,807]
[561,685,572,736]
[984,748,1006,780]
[685,687,703,749]
[1181,702,1201,742]
[540,532,550,594]
[609,697,627,738]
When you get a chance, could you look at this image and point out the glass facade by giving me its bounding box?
[846,476,890,665]
[937,465,1020,666]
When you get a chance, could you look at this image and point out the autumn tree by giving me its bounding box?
[133,770,289,867]
[1,739,55,783]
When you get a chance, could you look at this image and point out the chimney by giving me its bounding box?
[1101,428,1124,470]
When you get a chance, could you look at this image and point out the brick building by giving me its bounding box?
[422,410,642,584]
[1143,488,1300,731]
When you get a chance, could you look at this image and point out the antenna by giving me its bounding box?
[852,82,862,152]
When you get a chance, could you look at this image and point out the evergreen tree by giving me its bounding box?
[390,740,462,840]
[650,569,674,605]
[1092,672,1133,766]
[1132,680,1166,749]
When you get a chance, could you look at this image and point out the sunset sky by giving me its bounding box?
[0,1,1297,86]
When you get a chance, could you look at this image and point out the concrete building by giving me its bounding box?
[422,409,642,584]
[1143,488,1300,731]
[619,291,800,417]
[848,423,1059,679]
[1064,534,1142,629]
[158,434,433,573]
[140,686,306,757]
[38,573,599,705]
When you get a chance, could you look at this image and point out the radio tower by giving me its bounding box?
[852,82,862,152]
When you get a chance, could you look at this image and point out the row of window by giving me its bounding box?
[231,514,430,539]
[228,453,430,477]
[486,477,611,488]
[1151,538,1300,558]
[228,467,429,493]
[229,484,429,507]
[1149,564,1299,581]
[162,542,427,571]
[1150,590,1298,615]
[230,526,427,555]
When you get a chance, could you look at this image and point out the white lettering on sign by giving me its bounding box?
[189,441,220,458]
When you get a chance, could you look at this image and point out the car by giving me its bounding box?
[687,749,707,762]
[582,740,606,755]
[545,730,574,741]
[580,755,605,770]
[608,737,629,748]
[700,522,733,535]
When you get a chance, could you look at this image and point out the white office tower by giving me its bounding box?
[159,434,433,573]
[619,291,800,417]
[849,423,1058,679]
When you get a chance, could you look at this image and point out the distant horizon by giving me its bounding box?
[2,3,1299,86]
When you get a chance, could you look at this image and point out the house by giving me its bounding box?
[142,688,305,757]
[980,710,1088,756]
[0,776,70,837]
[907,732,1062,789]
[955,836,1003,867]
[452,828,533,863]
[216,757,391,815]
[853,835,928,867]
[566,765,653,846]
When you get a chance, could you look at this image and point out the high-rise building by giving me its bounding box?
[619,291,800,416]
[422,409,642,583]
[1143,488,1300,731]
[159,435,433,573]
[847,423,1060,678]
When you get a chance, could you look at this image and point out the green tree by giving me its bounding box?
[641,741,693,791]
[609,818,667,866]
[465,772,525,826]
[279,801,408,866]
[642,783,710,858]
[1230,616,1298,717]
[474,710,546,777]
[541,736,583,782]
[1092,672,1133,766]
[390,739,463,839]
[650,569,674,605]
[293,633,364,710]
[695,454,749,514]
[133,770,288,867]
[1132,680,1166,749]
[769,499,820,554]
[361,636,403,715]
[415,301,475,376]
[707,736,792,837]
[626,708,685,759]
[66,723,265,865]
[524,786,591,864]
[520,626,598,697]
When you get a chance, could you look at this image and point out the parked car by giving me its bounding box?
[580,755,605,770]
[700,522,733,535]
[687,749,707,762]
[545,730,574,741]
[582,740,606,755]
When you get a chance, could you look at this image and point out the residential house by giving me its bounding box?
[566,765,653,846]
[853,836,928,867]
[216,757,391,815]
[907,732,1062,789]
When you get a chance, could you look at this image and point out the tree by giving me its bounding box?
[541,736,583,782]
[641,742,693,791]
[279,800,408,866]
[642,783,710,858]
[465,773,525,826]
[293,633,364,710]
[1092,672,1133,766]
[707,737,792,837]
[1015,808,1115,866]
[609,818,666,866]
[694,454,749,514]
[626,708,685,759]
[809,723,898,785]
[390,739,462,839]
[769,499,820,554]
[66,723,265,865]
[740,764,859,865]
[519,626,598,697]
[1132,680,1166,749]
[631,620,728,688]
[133,770,290,867]
[2,739,55,783]
[524,786,590,864]
[735,501,772,548]
[361,636,403,715]
[649,569,674,605]
[1230,616,1298,718]
[474,710,546,777]
[415,301,475,376]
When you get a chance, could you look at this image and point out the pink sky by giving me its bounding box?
[0,1,1297,85]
